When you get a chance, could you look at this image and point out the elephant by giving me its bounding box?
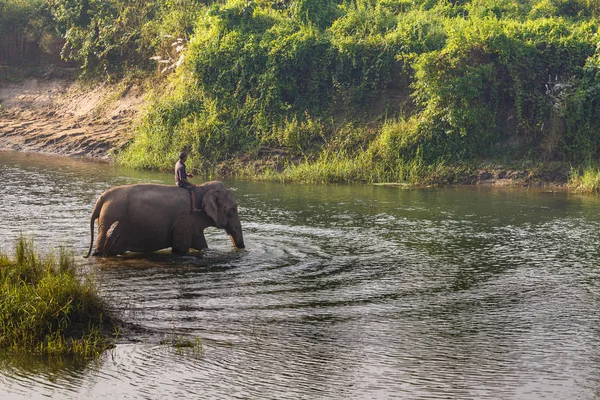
[85,180,244,257]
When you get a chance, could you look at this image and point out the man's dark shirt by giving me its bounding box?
[175,160,188,186]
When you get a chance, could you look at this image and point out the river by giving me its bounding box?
[1,150,600,399]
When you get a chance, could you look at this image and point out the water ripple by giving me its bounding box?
[2,152,600,399]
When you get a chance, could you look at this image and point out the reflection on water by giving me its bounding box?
[2,150,600,399]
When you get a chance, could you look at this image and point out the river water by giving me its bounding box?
[1,150,600,399]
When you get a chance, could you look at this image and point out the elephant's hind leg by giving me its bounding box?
[104,221,123,256]
[96,220,125,256]
[94,222,108,256]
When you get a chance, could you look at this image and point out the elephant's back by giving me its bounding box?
[104,184,184,200]
[130,184,187,211]
[101,181,226,210]
[101,184,188,218]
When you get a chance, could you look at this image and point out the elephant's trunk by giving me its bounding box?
[233,236,245,249]
[230,232,245,249]
[227,222,245,249]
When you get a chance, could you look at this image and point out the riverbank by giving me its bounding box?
[243,155,573,189]
[0,77,581,191]
[0,77,144,160]
[2,1,600,194]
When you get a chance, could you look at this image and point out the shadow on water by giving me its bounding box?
[0,351,109,399]
[92,249,246,271]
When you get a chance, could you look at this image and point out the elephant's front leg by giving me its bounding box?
[191,232,208,251]
[171,217,192,254]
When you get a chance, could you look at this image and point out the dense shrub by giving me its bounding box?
[49,0,205,77]
[121,0,600,178]
[0,0,57,66]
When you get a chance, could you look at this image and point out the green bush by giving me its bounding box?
[49,0,204,77]
[407,16,598,163]
[0,0,41,32]
[0,0,56,67]
[0,236,115,357]
[118,0,600,181]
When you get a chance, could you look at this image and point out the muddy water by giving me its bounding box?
[1,150,600,399]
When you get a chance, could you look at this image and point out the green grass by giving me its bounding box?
[569,165,600,193]
[0,236,116,358]
[161,335,204,357]
[266,157,452,185]
[227,149,573,189]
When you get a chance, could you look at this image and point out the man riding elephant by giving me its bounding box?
[175,151,201,213]
[84,181,245,257]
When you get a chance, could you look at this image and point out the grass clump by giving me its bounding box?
[0,236,116,358]
[570,165,600,193]
[161,335,204,358]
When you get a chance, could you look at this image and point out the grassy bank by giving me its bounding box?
[115,0,600,187]
[569,165,600,193]
[232,154,573,187]
[0,236,116,357]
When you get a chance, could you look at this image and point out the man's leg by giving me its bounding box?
[189,186,201,213]
[191,191,197,212]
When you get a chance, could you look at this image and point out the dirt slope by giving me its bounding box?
[0,79,145,160]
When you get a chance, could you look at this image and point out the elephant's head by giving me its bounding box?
[202,187,245,249]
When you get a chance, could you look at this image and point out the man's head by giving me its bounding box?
[179,151,188,161]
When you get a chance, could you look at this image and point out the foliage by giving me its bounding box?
[0,0,57,66]
[47,0,205,77]
[161,335,204,357]
[2,0,600,184]
[0,0,47,34]
[0,236,115,357]
[118,0,600,181]
[570,163,600,193]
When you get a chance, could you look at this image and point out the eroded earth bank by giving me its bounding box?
[0,78,144,160]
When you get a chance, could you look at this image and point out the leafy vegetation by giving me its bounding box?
[2,0,600,185]
[50,0,204,77]
[118,0,600,184]
[0,236,116,357]
[0,0,54,67]
[1,0,203,76]
[570,164,600,193]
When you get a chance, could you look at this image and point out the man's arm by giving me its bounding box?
[180,165,194,185]
[176,164,192,185]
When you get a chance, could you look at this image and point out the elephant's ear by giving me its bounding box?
[202,189,224,228]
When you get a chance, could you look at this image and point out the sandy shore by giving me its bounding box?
[0,78,144,160]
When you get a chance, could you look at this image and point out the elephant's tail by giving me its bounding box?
[84,195,103,258]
